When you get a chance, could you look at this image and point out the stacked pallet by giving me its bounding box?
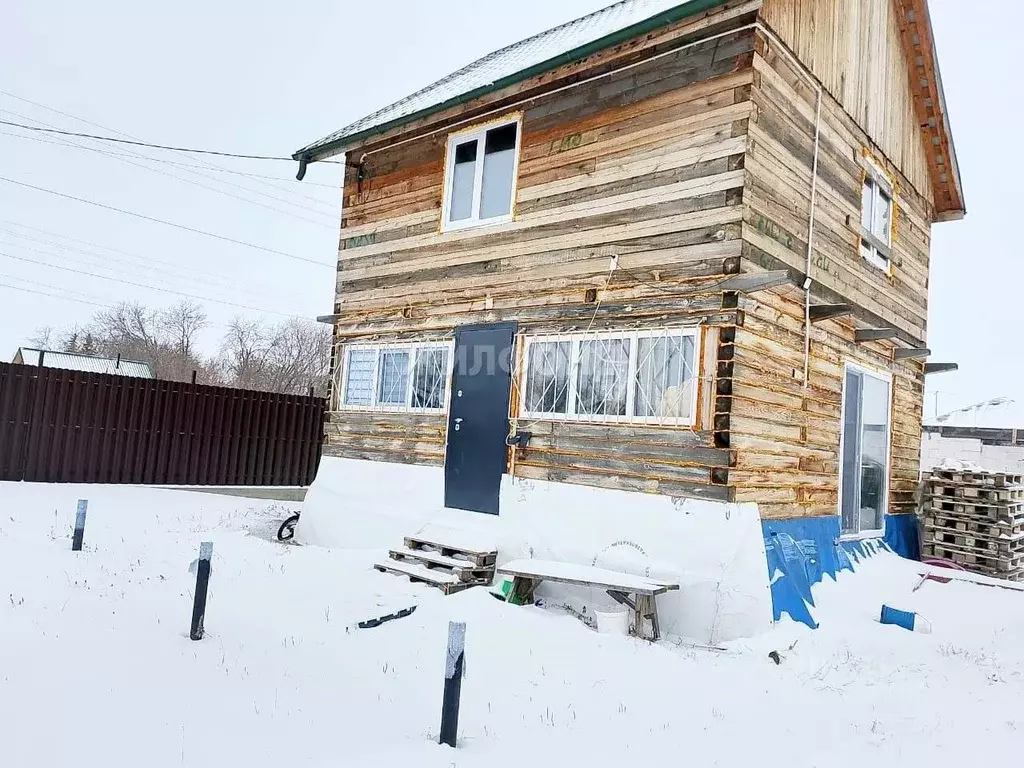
[373,533,497,595]
[922,469,1024,581]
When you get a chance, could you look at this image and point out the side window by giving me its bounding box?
[443,118,520,231]
[840,365,892,536]
[859,159,894,272]
[338,343,452,412]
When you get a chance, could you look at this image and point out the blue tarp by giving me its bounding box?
[762,513,916,628]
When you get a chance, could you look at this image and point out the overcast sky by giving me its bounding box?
[0,1,1017,424]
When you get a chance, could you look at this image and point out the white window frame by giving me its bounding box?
[440,115,522,233]
[837,361,893,539]
[518,328,701,426]
[336,340,454,413]
[860,159,894,274]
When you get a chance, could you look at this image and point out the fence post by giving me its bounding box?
[190,541,213,640]
[71,499,88,551]
[439,621,466,748]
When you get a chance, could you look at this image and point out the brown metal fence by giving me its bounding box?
[0,362,325,486]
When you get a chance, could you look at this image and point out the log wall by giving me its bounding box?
[760,0,932,199]
[324,11,762,502]
[322,2,935,521]
[724,25,931,519]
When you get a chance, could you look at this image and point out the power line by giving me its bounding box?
[0,248,315,320]
[0,117,341,164]
[0,219,291,292]
[1,129,338,227]
[0,227,311,306]
[0,175,333,267]
[0,236,278,306]
[1,90,341,212]
[0,109,338,218]
[0,273,119,309]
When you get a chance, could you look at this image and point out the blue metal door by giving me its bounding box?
[444,322,516,514]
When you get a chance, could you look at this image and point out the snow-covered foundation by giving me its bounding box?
[301,458,773,643]
[302,458,916,639]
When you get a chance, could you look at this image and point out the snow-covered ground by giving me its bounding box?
[2,482,1022,767]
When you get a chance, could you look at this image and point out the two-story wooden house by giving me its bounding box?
[295,0,963,630]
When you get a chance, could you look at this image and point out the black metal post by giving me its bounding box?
[190,541,213,641]
[71,499,88,551]
[439,621,466,748]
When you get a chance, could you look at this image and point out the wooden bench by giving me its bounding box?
[497,559,679,641]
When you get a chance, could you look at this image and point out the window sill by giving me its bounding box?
[441,214,513,234]
[336,404,447,415]
[518,412,697,428]
[839,529,885,542]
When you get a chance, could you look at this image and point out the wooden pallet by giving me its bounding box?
[924,513,1024,539]
[929,470,1023,487]
[924,528,1023,555]
[388,547,494,583]
[372,560,478,595]
[927,497,1024,519]
[403,535,497,567]
[928,482,1024,504]
[374,534,498,595]
[921,542,1024,573]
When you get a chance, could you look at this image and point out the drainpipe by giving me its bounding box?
[755,23,823,389]
[804,92,822,388]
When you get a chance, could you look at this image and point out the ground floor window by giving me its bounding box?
[520,328,699,425]
[337,341,452,412]
[840,363,892,536]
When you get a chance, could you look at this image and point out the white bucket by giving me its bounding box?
[594,608,630,636]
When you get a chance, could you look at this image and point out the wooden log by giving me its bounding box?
[809,304,853,323]
[854,328,899,342]
[894,348,930,360]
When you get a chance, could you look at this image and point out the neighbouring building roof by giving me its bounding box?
[14,348,155,379]
[294,0,721,160]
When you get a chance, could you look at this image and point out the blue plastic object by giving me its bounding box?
[880,604,917,631]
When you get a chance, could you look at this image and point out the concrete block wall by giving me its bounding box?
[920,432,1024,474]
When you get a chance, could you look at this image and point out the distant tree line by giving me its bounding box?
[30,300,331,397]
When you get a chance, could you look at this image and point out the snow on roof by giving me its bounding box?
[925,398,1023,430]
[295,0,708,159]
[16,348,155,379]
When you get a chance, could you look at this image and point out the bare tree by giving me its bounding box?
[219,317,330,395]
[158,301,207,359]
[29,301,325,394]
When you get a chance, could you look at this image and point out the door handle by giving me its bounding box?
[454,417,463,431]
[454,418,463,424]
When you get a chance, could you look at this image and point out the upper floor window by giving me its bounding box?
[520,328,700,426]
[443,117,520,231]
[859,159,894,273]
[338,341,452,412]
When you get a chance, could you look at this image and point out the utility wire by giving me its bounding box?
[0,131,335,227]
[0,279,119,310]
[0,94,340,206]
[0,117,340,164]
[0,248,315,320]
[0,236,287,306]
[0,271,119,308]
[0,175,333,267]
[0,218,302,294]
[0,110,337,217]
